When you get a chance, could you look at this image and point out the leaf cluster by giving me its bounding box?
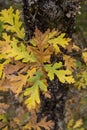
[0,6,87,130]
[0,7,75,111]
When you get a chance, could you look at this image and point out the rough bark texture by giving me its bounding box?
[22,0,81,130]
[0,0,81,130]
[22,0,81,39]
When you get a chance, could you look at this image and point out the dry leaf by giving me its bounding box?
[66,44,73,52]
[23,110,54,130]
[72,44,80,51]
[0,103,9,114]
[37,116,54,130]
[63,55,76,71]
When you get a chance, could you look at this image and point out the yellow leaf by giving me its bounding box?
[0,36,36,62]
[82,51,87,63]
[48,29,58,39]
[67,119,74,129]
[28,68,36,78]
[45,62,75,83]
[0,6,25,39]
[56,70,75,84]
[0,114,7,122]
[73,119,83,129]
[48,33,71,53]
[0,60,10,78]
[74,70,87,90]
[24,86,40,110]
[2,33,11,43]
[2,126,8,130]
[0,6,14,25]
[24,71,47,110]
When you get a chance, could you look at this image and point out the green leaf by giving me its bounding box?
[22,112,29,124]
[44,62,62,80]
[24,71,47,110]
[0,21,4,37]
[0,114,7,122]
[76,60,82,69]
[45,62,75,83]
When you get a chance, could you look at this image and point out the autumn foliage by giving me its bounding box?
[0,7,87,130]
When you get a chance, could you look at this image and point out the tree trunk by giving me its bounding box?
[22,0,81,38]
[22,0,81,130]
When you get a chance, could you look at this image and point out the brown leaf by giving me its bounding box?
[3,61,30,96]
[4,61,28,75]
[0,103,9,114]
[37,117,54,130]
[43,91,51,99]
[63,55,76,71]
[7,73,29,96]
[22,110,54,130]
[0,79,10,91]
[72,44,80,51]
[66,44,73,52]
[29,28,54,63]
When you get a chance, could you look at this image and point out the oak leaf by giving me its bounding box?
[7,73,29,96]
[0,35,36,63]
[9,73,35,96]
[48,33,71,53]
[29,28,54,63]
[0,6,25,39]
[22,110,54,130]
[3,61,36,96]
[36,117,54,130]
[24,71,47,110]
[45,62,75,83]
[4,61,28,75]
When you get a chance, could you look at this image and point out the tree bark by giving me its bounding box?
[22,0,81,39]
[21,0,81,130]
